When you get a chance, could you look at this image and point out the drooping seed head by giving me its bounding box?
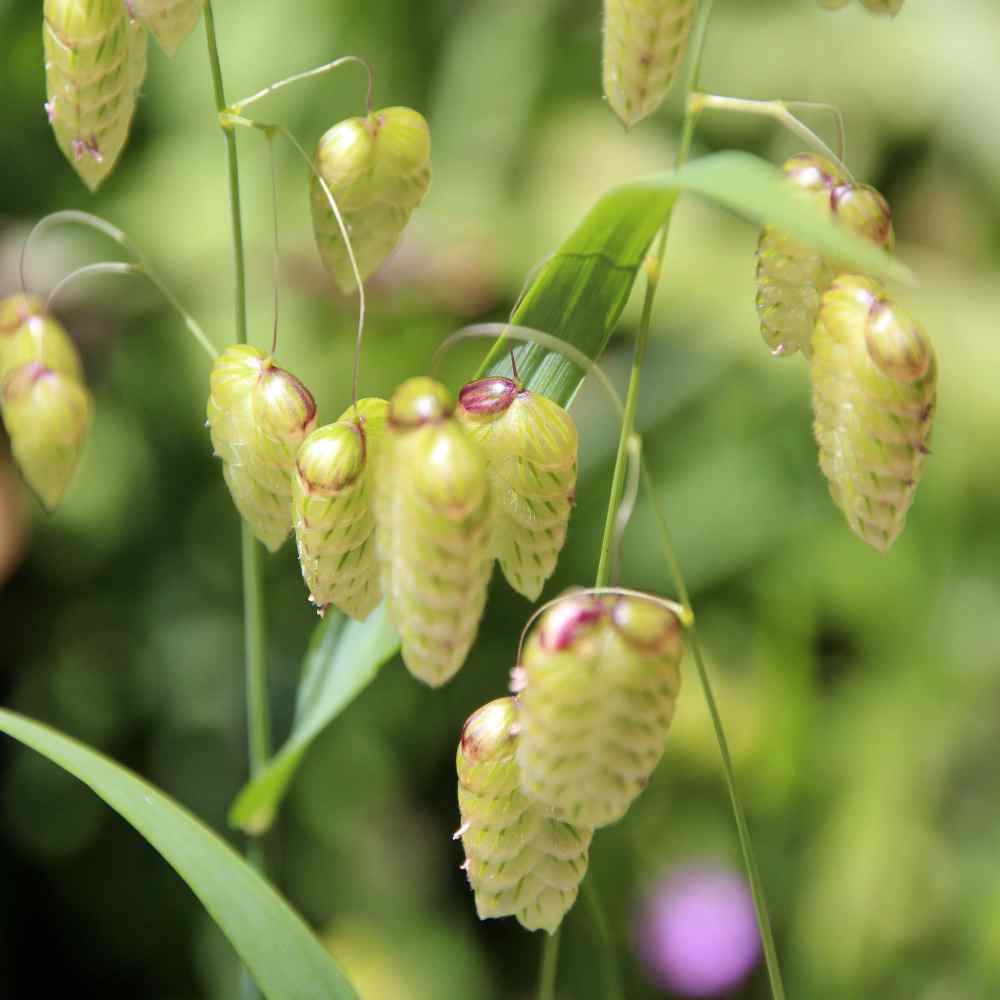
[207,345,317,552]
[293,397,389,620]
[515,591,684,828]
[0,295,83,384]
[311,107,431,294]
[810,275,936,552]
[1,362,91,510]
[603,0,698,130]
[456,697,593,934]
[375,377,493,686]
[129,0,205,56]
[756,153,895,359]
[457,379,578,601]
[44,0,147,191]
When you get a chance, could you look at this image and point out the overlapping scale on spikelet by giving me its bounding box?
[810,276,936,552]
[756,153,894,358]
[514,592,683,828]
[311,107,431,294]
[456,697,592,934]
[207,345,317,552]
[602,0,697,129]
[293,397,388,620]
[130,0,205,55]
[374,377,492,687]
[457,378,577,601]
[0,296,90,510]
[44,0,148,191]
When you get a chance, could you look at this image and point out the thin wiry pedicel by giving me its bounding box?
[457,377,577,601]
[311,107,431,294]
[0,295,91,510]
[293,398,389,620]
[44,0,148,191]
[810,275,936,552]
[456,697,593,934]
[514,591,684,829]
[129,0,206,56]
[603,0,697,129]
[374,377,493,687]
[756,153,894,358]
[207,345,317,553]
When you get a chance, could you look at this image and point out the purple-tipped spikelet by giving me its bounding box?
[810,275,936,552]
[756,154,894,358]
[456,697,593,934]
[311,107,431,294]
[129,0,205,56]
[293,397,389,620]
[456,377,577,601]
[207,345,317,553]
[602,0,698,129]
[1,362,91,510]
[374,377,493,687]
[0,294,84,384]
[43,0,148,191]
[514,591,684,828]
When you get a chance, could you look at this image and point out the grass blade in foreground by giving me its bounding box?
[231,149,906,831]
[0,707,359,1000]
[230,605,399,833]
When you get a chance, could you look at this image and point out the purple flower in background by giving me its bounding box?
[635,865,761,997]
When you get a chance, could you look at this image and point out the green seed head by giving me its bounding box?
[129,0,205,56]
[44,0,147,191]
[456,697,593,934]
[0,295,83,384]
[375,379,493,686]
[603,0,698,130]
[207,345,317,552]
[457,379,578,601]
[756,154,895,359]
[515,591,684,828]
[2,362,91,510]
[311,106,431,294]
[293,398,389,620]
[811,275,936,552]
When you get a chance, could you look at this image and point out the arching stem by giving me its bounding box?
[231,55,374,117]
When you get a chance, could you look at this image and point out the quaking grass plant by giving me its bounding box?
[2,1,933,997]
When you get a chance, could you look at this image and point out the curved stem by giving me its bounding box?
[203,15,270,1000]
[223,112,367,406]
[537,929,561,1000]
[232,55,374,116]
[21,211,218,359]
[582,881,625,1000]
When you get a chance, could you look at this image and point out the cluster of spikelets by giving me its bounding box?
[0,295,92,511]
[456,590,685,933]
[43,0,206,191]
[207,368,580,689]
[756,153,936,552]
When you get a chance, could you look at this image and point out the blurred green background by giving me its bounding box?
[1,0,998,997]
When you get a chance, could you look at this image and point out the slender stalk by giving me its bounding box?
[232,55,374,116]
[537,930,561,1000]
[582,881,625,1000]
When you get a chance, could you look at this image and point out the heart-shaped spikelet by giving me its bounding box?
[44,0,148,191]
[129,0,205,55]
[602,0,698,129]
[293,397,389,620]
[311,106,431,294]
[810,276,936,552]
[456,697,593,934]
[207,345,317,552]
[374,377,493,687]
[457,377,577,601]
[756,153,894,358]
[2,363,92,511]
[514,591,684,829]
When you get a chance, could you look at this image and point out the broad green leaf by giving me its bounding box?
[0,707,359,1000]
[230,604,399,833]
[232,150,909,833]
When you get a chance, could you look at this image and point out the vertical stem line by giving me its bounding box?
[537,928,561,1000]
